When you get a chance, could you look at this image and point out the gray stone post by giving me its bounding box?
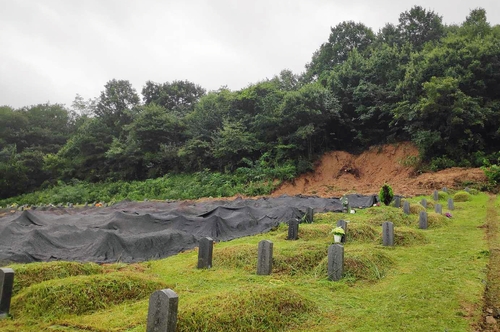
[403,201,410,215]
[421,198,427,208]
[327,244,344,281]
[0,268,14,319]
[197,237,213,269]
[257,240,273,275]
[305,207,314,223]
[433,190,439,201]
[442,187,448,193]
[336,220,348,244]
[394,196,401,208]
[287,219,299,240]
[382,222,394,246]
[465,187,470,193]
[419,211,428,229]
[435,204,442,214]
[146,289,178,332]
[448,198,454,211]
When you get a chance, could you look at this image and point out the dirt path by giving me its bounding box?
[482,195,500,331]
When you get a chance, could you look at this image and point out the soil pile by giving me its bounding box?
[272,143,486,197]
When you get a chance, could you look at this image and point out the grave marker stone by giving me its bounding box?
[433,190,439,201]
[403,201,410,215]
[287,219,299,240]
[394,196,401,208]
[197,237,213,269]
[419,211,428,229]
[305,207,314,223]
[382,222,394,246]
[465,187,470,193]
[448,198,454,211]
[257,240,273,275]
[435,204,442,214]
[0,268,14,319]
[421,198,427,208]
[146,288,178,332]
[327,244,344,281]
[336,220,348,244]
[442,187,448,193]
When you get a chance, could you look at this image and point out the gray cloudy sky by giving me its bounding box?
[1,0,499,109]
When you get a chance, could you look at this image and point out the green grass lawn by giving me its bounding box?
[0,192,492,331]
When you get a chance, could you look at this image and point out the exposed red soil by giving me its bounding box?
[272,142,487,197]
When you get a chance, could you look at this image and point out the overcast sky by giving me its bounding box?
[1,0,499,109]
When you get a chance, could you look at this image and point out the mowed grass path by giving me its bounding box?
[0,192,492,331]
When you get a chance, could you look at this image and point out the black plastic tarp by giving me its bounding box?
[0,194,376,264]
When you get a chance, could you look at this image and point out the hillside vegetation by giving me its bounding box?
[0,191,493,331]
[1,6,500,200]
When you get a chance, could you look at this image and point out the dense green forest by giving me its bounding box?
[1,6,500,201]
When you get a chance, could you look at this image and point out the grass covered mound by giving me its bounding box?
[454,191,472,202]
[394,227,428,246]
[9,261,103,295]
[346,223,378,242]
[12,273,167,318]
[176,285,316,332]
[427,212,450,228]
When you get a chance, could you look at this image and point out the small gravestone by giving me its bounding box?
[197,237,213,269]
[394,196,401,208]
[336,220,348,244]
[0,268,14,319]
[442,187,448,193]
[403,201,410,215]
[257,240,273,275]
[433,190,439,201]
[287,219,299,240]
[305,207,314,223]
[465,187,470,193]
[435,203,442,214]
[146,288,178,332]
[448,198,454,210]
[327,244,344,281]
[382,221,394,246]
[419,211,428,229]
[421,199,427,208]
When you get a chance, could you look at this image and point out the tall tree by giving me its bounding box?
[305,21,375,81]
[95,79,140,135]
[142,80,205,117]
[397,6,445,49]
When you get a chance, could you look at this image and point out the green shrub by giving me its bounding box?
[379,183,394,206]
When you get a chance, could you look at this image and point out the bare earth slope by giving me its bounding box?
[272,143,486,197]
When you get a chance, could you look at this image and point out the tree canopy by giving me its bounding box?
[1,6,499,199]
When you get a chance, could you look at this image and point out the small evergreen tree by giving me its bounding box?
[379,183,394,206]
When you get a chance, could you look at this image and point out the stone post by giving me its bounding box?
[257,240,273,275]
[403,201,410,215]
[327,244,344,281]
[394,196,401,208]
[419,211,428,229]
[435,204,442,214]
[448,198,454,211]
[287,219,299,240]
[433,190,439,201]
[336,220,348,244]
[197,237,213,269]
[0,268,14,319]
[421,198,427,208]
[382,222,394,246]
[146,289,178,332]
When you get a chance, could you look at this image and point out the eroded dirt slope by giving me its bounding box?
[272,143,486,197]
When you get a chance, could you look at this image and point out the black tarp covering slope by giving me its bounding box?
[0,194,376,264]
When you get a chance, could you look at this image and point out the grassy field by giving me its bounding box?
[0,191,493,331]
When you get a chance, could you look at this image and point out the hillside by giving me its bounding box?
[272,143,487,197]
